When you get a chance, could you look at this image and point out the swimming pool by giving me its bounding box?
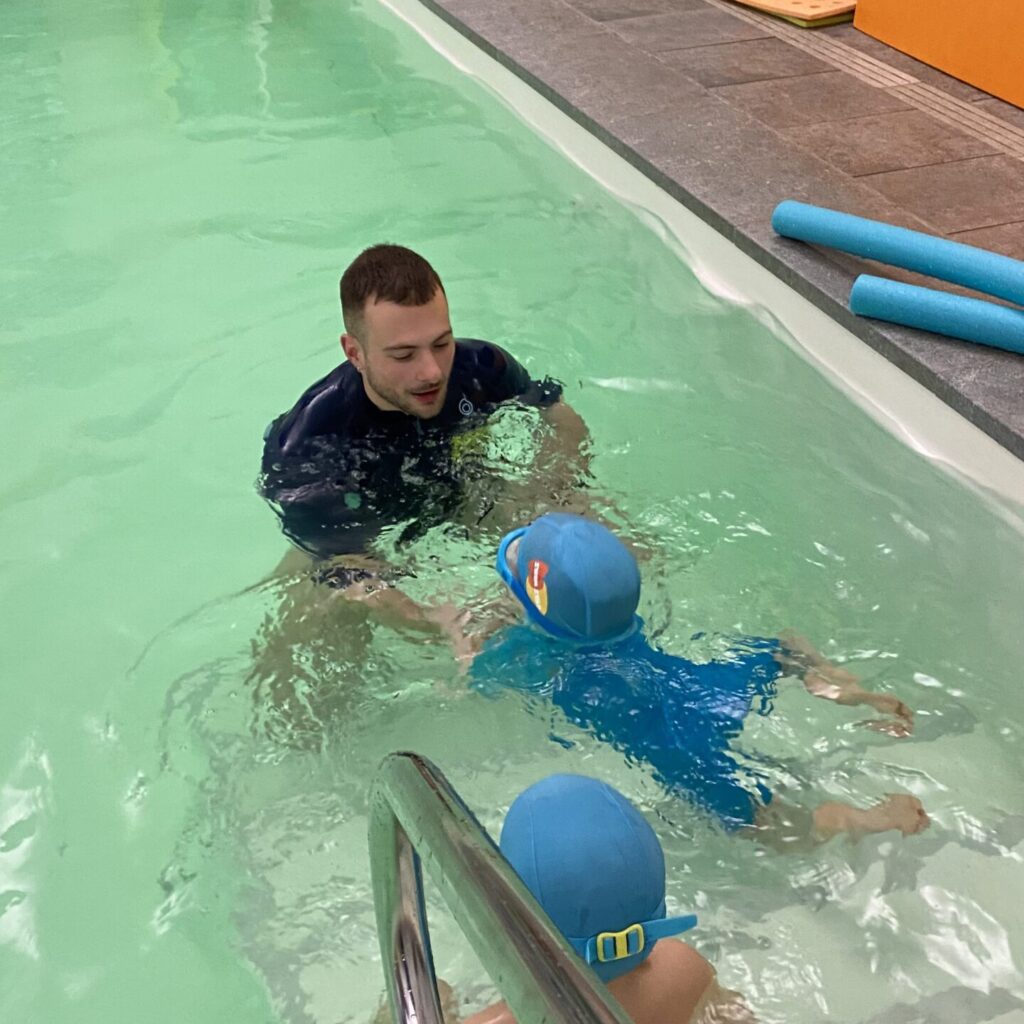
[2,0,1023,1021]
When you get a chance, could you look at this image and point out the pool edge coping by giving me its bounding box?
[407,0,1024,468]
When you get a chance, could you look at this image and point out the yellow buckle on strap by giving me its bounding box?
[594,923,645,963]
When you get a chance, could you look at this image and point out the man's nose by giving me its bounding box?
[417,349,442,382]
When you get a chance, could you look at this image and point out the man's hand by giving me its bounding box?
[422,602,476,668]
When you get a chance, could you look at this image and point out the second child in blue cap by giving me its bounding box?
[460,774,755,1024]
[471,514,929,842]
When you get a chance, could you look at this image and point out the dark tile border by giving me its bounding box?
[417,0,1024,462]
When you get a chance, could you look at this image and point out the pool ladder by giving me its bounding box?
[369,752,631,1024]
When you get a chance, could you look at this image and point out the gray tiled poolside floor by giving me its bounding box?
[421,0,1024,461]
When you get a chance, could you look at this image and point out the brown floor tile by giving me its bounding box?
[949,222,1024,261]
[974,98,1024,133]
[660,36,830,87]
[819,23,990,103]
[861,156,1024,234]
[566,0,699,20]
[714,71,910,130]
[783,109,996,177]
[611,8,771,52]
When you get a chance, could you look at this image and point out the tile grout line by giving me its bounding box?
[854,151,1012,180]
[893,89,1024,158]
[949,220,1024,238]
[894,84,1024,150]
[897,79,1024,133]
[699,0,916,86]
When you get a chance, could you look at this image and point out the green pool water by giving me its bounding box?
[3,0,1023,1022]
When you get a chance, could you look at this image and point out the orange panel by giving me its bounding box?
[854,0,1024,108]
[729,0,855,23]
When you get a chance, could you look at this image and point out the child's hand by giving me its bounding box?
[859,794,930,836]
[437,979,459,1023]
[804,666,915,736]
[856,692,914,736]
[812,794,930,841]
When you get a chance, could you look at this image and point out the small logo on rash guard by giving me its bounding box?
[458,396,475,416]
[525,559,549,615]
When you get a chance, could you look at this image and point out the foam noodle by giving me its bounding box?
[850,275,1024,356]
[772,200,1024,307]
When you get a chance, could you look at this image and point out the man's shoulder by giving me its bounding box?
[263,361,361,458]
[453,337,520,377]
[452,338,563,411]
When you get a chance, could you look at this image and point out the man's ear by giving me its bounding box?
[341,333,363,370]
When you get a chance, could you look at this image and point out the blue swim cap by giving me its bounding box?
[496,514,641,643]
[499,775,697,983]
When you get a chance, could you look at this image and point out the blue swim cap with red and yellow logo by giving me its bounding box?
[496,514,641,644]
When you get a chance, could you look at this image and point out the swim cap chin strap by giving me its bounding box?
[570,913,698,967]
[496,528,578,641]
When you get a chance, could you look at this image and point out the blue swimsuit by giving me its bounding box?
[471,627,782,830]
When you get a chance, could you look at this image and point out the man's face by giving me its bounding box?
[342,288,455,419]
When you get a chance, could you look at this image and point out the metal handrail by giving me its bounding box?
[369,751,632,1024]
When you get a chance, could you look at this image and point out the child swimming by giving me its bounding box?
[471,513,929,841]
[461,773,755,1024]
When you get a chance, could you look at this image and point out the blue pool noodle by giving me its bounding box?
[772,200,1024,308]
[850,275,1024,356]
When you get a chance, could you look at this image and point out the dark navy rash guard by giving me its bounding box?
[259,340,562,558]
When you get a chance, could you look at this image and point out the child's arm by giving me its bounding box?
[750,793,929,849]
[774,630,914,736]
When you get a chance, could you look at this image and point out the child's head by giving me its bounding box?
[499,774,697,983]
[496,514,641,643]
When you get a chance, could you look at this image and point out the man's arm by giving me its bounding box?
[341,567,475,665]
[539,399,591,478]
[253,547,476,688]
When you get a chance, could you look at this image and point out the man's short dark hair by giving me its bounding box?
[340,244,444,337]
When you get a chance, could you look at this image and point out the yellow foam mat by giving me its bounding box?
[728,0,856,27]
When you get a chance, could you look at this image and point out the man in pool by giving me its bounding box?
[260,243,588,562]
[471,513,929,842]
[250,245,595,741]
[257,243,591,657]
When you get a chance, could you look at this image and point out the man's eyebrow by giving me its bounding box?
[382,328,453,352]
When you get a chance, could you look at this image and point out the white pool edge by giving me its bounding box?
[381,0,1024,533]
